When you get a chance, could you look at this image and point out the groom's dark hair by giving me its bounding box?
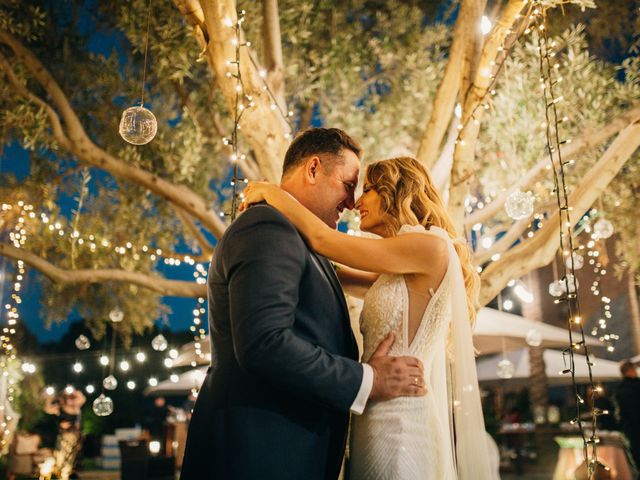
[282,127,362,176]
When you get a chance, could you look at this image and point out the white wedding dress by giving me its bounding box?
[349,225,494,480]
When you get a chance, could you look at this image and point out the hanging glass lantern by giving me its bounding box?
[548,280,565,298]
[525,329,543,347]
[103,375,118,391]
[109,308,124,323]
[505,190,534,220]
[496,358,515,379]
[75,334,91,350]
[565,252,584,270]
[151,334,168,352]
[593,218,614,240]
[119,106,158,145]
[92,394,114,417]
[565,274,579,294]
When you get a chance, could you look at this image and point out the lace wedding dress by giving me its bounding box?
[349,225,494,480]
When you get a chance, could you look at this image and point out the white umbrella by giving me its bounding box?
[172,340,211,368]
[476,348,631,387]
[473,308,600,356]
[144,367,207,396]
[172,308,601,365]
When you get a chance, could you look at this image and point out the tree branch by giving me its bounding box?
[416,0,475,168]
[0,30,227,238]
[478,119,640,305]
[464,103,640,227]
[262,0,286,109]
[196,0,289,182]
[173,205,215,257]
[0,51,70,150]
[448,0,527,230]
[0,243,206,297]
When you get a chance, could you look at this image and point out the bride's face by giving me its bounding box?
[355,183,388,237]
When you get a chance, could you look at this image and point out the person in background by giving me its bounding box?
[44,387,86,479]
[614,360,640,476]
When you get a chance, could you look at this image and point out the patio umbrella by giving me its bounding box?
[473,308,600,355]
[476,348,631,388]
[172,307,601,366]
[144,367,207,396]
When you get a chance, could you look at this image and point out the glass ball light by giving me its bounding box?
[92,394,114,417]
[109,308,124,323]
[496,358,515,379]
[75,334,91,350]
[119,106,157,145]
[526,329,543,347]
[565,252,584,270]
[103,375,118,391]
[505,190,534,220]
[594,218,614,240]
[152,334,168,352]
[548,280,565,298]
[565,274,579,294]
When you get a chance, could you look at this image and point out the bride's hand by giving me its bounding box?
[239,181,279,212]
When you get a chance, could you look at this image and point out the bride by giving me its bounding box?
[242,156,494,479]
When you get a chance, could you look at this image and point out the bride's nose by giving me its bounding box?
[354,195,363,210]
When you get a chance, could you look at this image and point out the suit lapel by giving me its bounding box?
[313,253,349,317]
[312,254,359,357]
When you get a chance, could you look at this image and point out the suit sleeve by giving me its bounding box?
[223,206,364,412]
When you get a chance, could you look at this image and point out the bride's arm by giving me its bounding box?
[335,264,380,299]
[242,183,446,275]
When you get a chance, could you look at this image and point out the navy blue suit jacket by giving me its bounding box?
[180,204,362,480]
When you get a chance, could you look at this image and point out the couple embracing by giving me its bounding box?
[180,128,495,479]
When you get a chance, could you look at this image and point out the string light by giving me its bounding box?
[534,2,599,470]
[455,2,533,148]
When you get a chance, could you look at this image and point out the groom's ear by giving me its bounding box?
[305,156,322,184]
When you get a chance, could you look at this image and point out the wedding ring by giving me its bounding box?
[413,377,419,385]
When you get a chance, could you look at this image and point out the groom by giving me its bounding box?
[180,128,425,480]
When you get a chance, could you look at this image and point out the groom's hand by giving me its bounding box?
[367,332,426,401]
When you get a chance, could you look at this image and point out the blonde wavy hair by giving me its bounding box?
[365,156,480,324]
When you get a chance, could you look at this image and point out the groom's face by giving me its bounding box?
[312,149,360,228]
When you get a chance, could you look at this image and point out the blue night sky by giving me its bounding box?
[0,1,209,342]
[1,143,207,342]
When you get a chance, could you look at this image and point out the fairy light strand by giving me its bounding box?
[534,3,599,472]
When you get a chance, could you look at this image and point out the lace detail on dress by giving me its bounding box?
[350,225,457,479]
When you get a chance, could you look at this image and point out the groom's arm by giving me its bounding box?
[223,206,363,412]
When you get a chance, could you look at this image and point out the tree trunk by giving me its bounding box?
[521,270,549,423]
[627,271,640,357]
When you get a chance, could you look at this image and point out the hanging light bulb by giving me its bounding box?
[514,283,534,303]
[119,360,130,372]
[92,394,114,417]
[72,362,84,373]
[85,384,95,394]
[126,380,136,390]
[505,190,534,220]
[109,308,124,323]
[152,334,168,351]
[148,377,158,387]
[593,218,614,239]
[481,15,492,35]
[496,358,515,379]
[565,252,584,270]
[75,334,91,350]
[136,351,146,363]
[119,106,158,145]
[526,329,543,347]
[170,373,179,383]
[99,355,109,366]
[103,375,118,390]
[548,280,565,297]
